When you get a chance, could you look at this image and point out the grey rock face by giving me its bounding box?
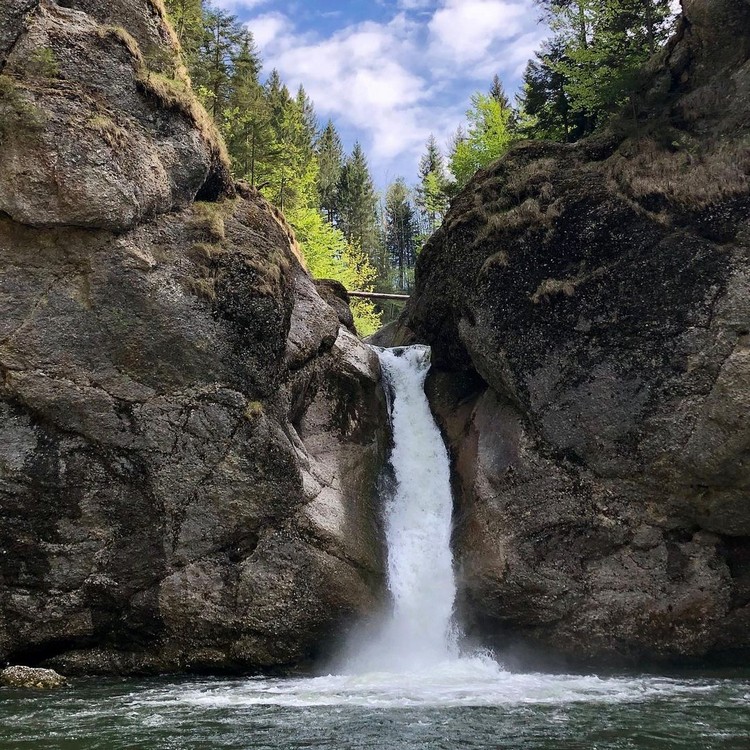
[0,195,388,674]
[0,2,388,672]
[401,0,750,665]
[0,0,232,231]
[314,279,356,334]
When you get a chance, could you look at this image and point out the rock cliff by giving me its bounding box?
[399,0,750,664]
[0,0,388,673]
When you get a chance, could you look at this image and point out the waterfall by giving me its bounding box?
[74,345,732,718]
[343,344,458,673]
[103,342,714,715]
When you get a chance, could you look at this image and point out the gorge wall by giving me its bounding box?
[0,0,388,673]
[394,0,750,665]
[4,0,750,675]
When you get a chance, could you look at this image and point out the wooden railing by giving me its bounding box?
[348,291,410,301]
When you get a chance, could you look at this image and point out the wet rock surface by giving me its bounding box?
[398,0,750,665]
[0,1,388,674]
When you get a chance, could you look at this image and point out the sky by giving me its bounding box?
[212,0,551,188]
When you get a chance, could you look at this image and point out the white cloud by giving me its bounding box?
[246,12,289,49]
[429,0,529,66]
[469,27,549,80]
[258,16,434,164]
[247,0,548,184]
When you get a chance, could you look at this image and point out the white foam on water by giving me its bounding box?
[124,663,732,710]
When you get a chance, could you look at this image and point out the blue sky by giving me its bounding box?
[213,0,552,187]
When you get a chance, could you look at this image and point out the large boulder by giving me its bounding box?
[0,0,233,231]
[0,193,389,675]
[400,0,750,665]
[0,2,388,674]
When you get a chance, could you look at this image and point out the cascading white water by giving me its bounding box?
[343,344,459,673]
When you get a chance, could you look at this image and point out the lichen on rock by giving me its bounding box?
[1,665,68,689]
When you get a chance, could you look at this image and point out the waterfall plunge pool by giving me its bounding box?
[2,669,750,748]
[3,346,749,748]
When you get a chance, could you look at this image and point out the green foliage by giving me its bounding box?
[165,0,205,58]
[295,85,318,162]
[0,74,45,136]
[27,47,60,79]
[519,0,675,141]
[317,120,344,223]
[289,202,381,335]
[220,37,273,187]
[349,299,383,337]
[448,93,515,190]
[257,74,310,211]
[554,0,671,118]
[384,178,418,292]
[244,400,264,420]
[489,74,511,110]
[193,8,252,120]
[416,135,449,239]
[518,39,588,142]
[338,142,380,273]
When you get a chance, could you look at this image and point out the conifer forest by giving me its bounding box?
[164,0,676,333]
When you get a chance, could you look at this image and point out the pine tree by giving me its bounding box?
[222,36,273,185]
[530,0,674,134]
[164,0,204,64]
[489,74,511,111]
[194,9,249,121]
[295,85,318,159]
[258,70,304,210]
[418,134,443,180]
[338,142,379,268]
[517,38,587,142]
[416,135,448,236]
[265,69,291,133]
[384,179,418,292]
[537,0,592,48]
[231,35,262,82]
[448,94,515,190]
[316,120,344,224]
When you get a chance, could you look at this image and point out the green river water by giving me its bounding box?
[1,666,749,749]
